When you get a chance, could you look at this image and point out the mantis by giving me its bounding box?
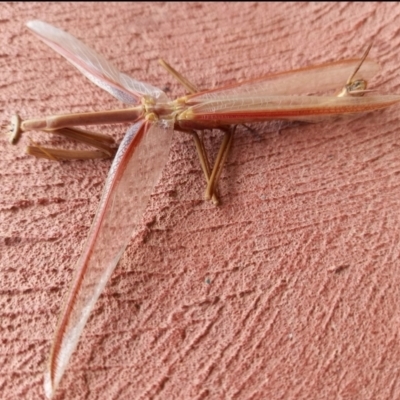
[9,20,400,399]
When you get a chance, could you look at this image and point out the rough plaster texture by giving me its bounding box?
[1,3,400,400]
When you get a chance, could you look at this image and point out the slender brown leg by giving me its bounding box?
[189,131,220,204]
[26,144,112,160]
[159,59,198,94]
[26,139,58,161]
[205,127,235,201]
[44,127,116,157]
[8,115,116,160]
[210,128,235,198]
[160,59,237,204]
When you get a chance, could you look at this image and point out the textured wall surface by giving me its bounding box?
[1,3,400,400]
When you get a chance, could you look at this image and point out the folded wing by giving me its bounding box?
[184,58,381,103]
[178,94,400,127]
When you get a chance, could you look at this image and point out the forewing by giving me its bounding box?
[179,95,400,127]
[27,20,168,104]
[185,59,380,103]
[44,120,174,399]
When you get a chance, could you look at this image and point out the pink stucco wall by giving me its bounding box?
[1,3,400,399]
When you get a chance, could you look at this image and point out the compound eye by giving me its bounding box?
[347,79,368,96]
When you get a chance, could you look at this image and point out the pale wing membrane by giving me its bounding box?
[44,120,174,399]
[179,95,400,126]
[185,59,380,103]
[27,20,168,104]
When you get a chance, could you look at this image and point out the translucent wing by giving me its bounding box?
[44,120,174,399]
[27,20,168,104]
[184,58,381,104]
[179,94,400,128]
